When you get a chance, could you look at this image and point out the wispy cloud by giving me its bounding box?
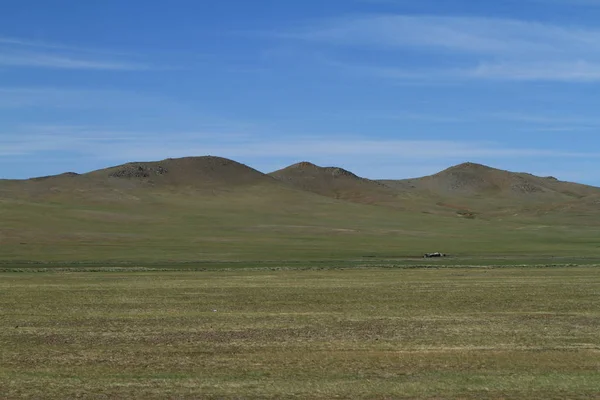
[0,35,150,70]
[287,15,600,82]
[470,61,600,82]
[3,125,599,161]
[0,52,147,70]
[360,0,600,7]
[488,112,600,125]
[527,0,600,5]
[0,125,252,158]
[327,109,600,129]
[0,87,173,109]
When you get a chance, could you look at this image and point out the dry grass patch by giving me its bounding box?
[0,267,599,399]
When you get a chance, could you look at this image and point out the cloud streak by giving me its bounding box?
[361,0,600,6]
[0,35,150,70]
[0,52,147,70]
[528,0,600,5]
[0,87,175,110]
[3,125,598,161]
[289,15,600,82]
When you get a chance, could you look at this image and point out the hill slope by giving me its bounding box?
[380,162,600,216]
[0,156,279,202]
[1,158,600,263]
[382,162,599,198]
[90,156,274,187]
[269,162,408,207]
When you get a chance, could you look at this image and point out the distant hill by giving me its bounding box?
[381,162,599,199]
[378,163,600,217]
[90,156,274,187]
[269,161,406,207]
[0,156,278,202]
[2,157,600,263]
[268,161,600,216]
[2,158,599,214]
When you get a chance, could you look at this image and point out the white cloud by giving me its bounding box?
[0,52,147,70]
[487,112,600,125]
[288,15,600,82]
[0,125,251,158]
[330,59,600,84]
[295,15,600,56]
[359,0,600,7]
[469,61,600,82]
[2,125,598,161]
[0,35,150,70]
[528,0,600,5]
[0,87,173,109]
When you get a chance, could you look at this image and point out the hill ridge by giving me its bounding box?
[3,157,600,217]
[3,157,598,191]
[84,156,275,187]
[380,161,600,210]
[269,161,402,207]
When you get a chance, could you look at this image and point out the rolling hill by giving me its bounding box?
[1,157,599,263]
[268,161,600,217]
[379,162,600,217]
[380,162,600,199]
[91,156,274,188]
[268,161,409,208]
[0,156,280,203]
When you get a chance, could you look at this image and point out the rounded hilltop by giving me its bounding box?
[91,156,274,188]
[289,161,318,169]
[381,161,600,200]
[269,161,400,206]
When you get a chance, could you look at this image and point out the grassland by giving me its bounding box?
[2,158,599,398]
[3,157,600,265]
[2,183,600,264]
[1,266,599,399]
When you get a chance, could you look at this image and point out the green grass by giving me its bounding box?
[2,183,600,263]
[1,266,599,399]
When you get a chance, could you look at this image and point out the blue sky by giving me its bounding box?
[1,0,600,184]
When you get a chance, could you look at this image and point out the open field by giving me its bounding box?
[2,157,600,264]
[2,158,599,398]
[1,266,599,399]
[2,183,600,264]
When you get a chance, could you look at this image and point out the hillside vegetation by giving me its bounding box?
[1,156,599,263]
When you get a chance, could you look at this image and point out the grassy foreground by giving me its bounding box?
[1,267,599,399]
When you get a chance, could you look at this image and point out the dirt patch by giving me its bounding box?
[109,164,168,179]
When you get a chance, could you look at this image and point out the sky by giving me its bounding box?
[1,0,600,184]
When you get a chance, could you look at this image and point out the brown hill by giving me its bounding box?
[0,156,278,202]
[380,162,600,216]
[381,162,599,198]
[3,157,600,264]
[269,161,407,207]
[3,158,599,217]
[89,156,273,187]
